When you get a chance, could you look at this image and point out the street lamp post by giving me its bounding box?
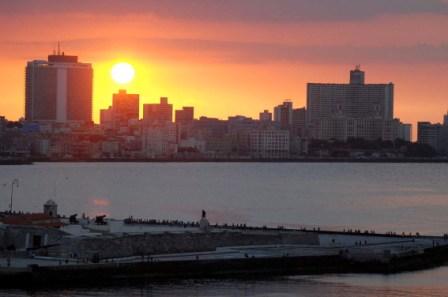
[10,178,19,213]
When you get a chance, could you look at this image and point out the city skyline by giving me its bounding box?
[1,0,447,130]
[19,50,442,143]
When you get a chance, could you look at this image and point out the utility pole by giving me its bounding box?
[10,178,19,213]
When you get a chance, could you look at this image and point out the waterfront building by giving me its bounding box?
[228,116,257,133]
[274,101,293,130]
[100,106,114,129]
[142,123,177,158]
[189,117,231,156]
[398,123,412,142]
[143,97,173,125]
[175,107,194,124]
[111,90,139,128]
[292,107,306,137]
[192,117,228,139]
[417,122,442,150]
[25,50,93,123]
[259,110,272,122]
[248,129,290,159]
[0,116,6,135]
[178,137,206,154]
[307,67,394,141]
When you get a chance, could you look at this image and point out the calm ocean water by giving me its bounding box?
[1,162,448,296]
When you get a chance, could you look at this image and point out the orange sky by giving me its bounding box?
[0,1,447,135]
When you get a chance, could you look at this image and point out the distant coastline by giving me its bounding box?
[23,157,448,164]
[3,157,448,165]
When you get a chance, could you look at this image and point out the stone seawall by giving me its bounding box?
[4,245,448,288]
[50,231,319,260]
[0,225,65,254]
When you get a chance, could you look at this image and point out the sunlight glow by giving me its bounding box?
[111,62,135,84]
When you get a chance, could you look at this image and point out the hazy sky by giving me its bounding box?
[0,0,447,128]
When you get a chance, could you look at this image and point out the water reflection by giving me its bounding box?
[3,273,448,297]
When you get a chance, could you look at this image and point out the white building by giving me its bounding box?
[249,129,290,159]
[307,67,394,141]
[142,123,177,158]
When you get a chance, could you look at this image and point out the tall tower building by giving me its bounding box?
[25,50,93,123]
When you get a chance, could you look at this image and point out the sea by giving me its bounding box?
[1,162,448,296]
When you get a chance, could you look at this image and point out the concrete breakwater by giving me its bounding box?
[2,215,448,288]
[44,231,319,260]
[2,244,448,288]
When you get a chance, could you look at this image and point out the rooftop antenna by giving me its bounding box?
[57,41,61,55]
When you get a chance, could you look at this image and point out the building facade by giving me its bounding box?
[175,107,194,124]
[307,68,394,141]
[259,110,273,122]
[417,122,442,150]
[248,129,290,159]
[142,123,177,158]
[25,52,93,123]
[292,108,306,137]
[274,101,293,130]
[111,90,139,128]
[143,97,173,125]
[398,123,412,142]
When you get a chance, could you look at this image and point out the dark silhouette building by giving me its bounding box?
[25,51,93,123]
[112,90,139,127]
[175,107,194,124]
[274,101,293,130]
[259,110,272,122]
[292,108,306,137]
[143,97,173,125]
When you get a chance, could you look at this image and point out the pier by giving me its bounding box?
[1,210,448,288]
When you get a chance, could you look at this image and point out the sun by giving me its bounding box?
[111,62,135,84]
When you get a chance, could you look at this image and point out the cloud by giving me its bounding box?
[155,39,448,64]
[1,0,448,22]
[4,37,448,65]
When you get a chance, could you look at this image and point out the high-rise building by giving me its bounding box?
[417,122,442,150]
[0,116,6,135]
[112,90,139,127]
[398,123,412,142]
[307,67,394,141]
[175,107,194,124]
[274,101,293,130]
[259,110,272,122]
[444,111,448,126]
[25,51,93,123]
[143,97,173,125]
[292,108,306,137]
